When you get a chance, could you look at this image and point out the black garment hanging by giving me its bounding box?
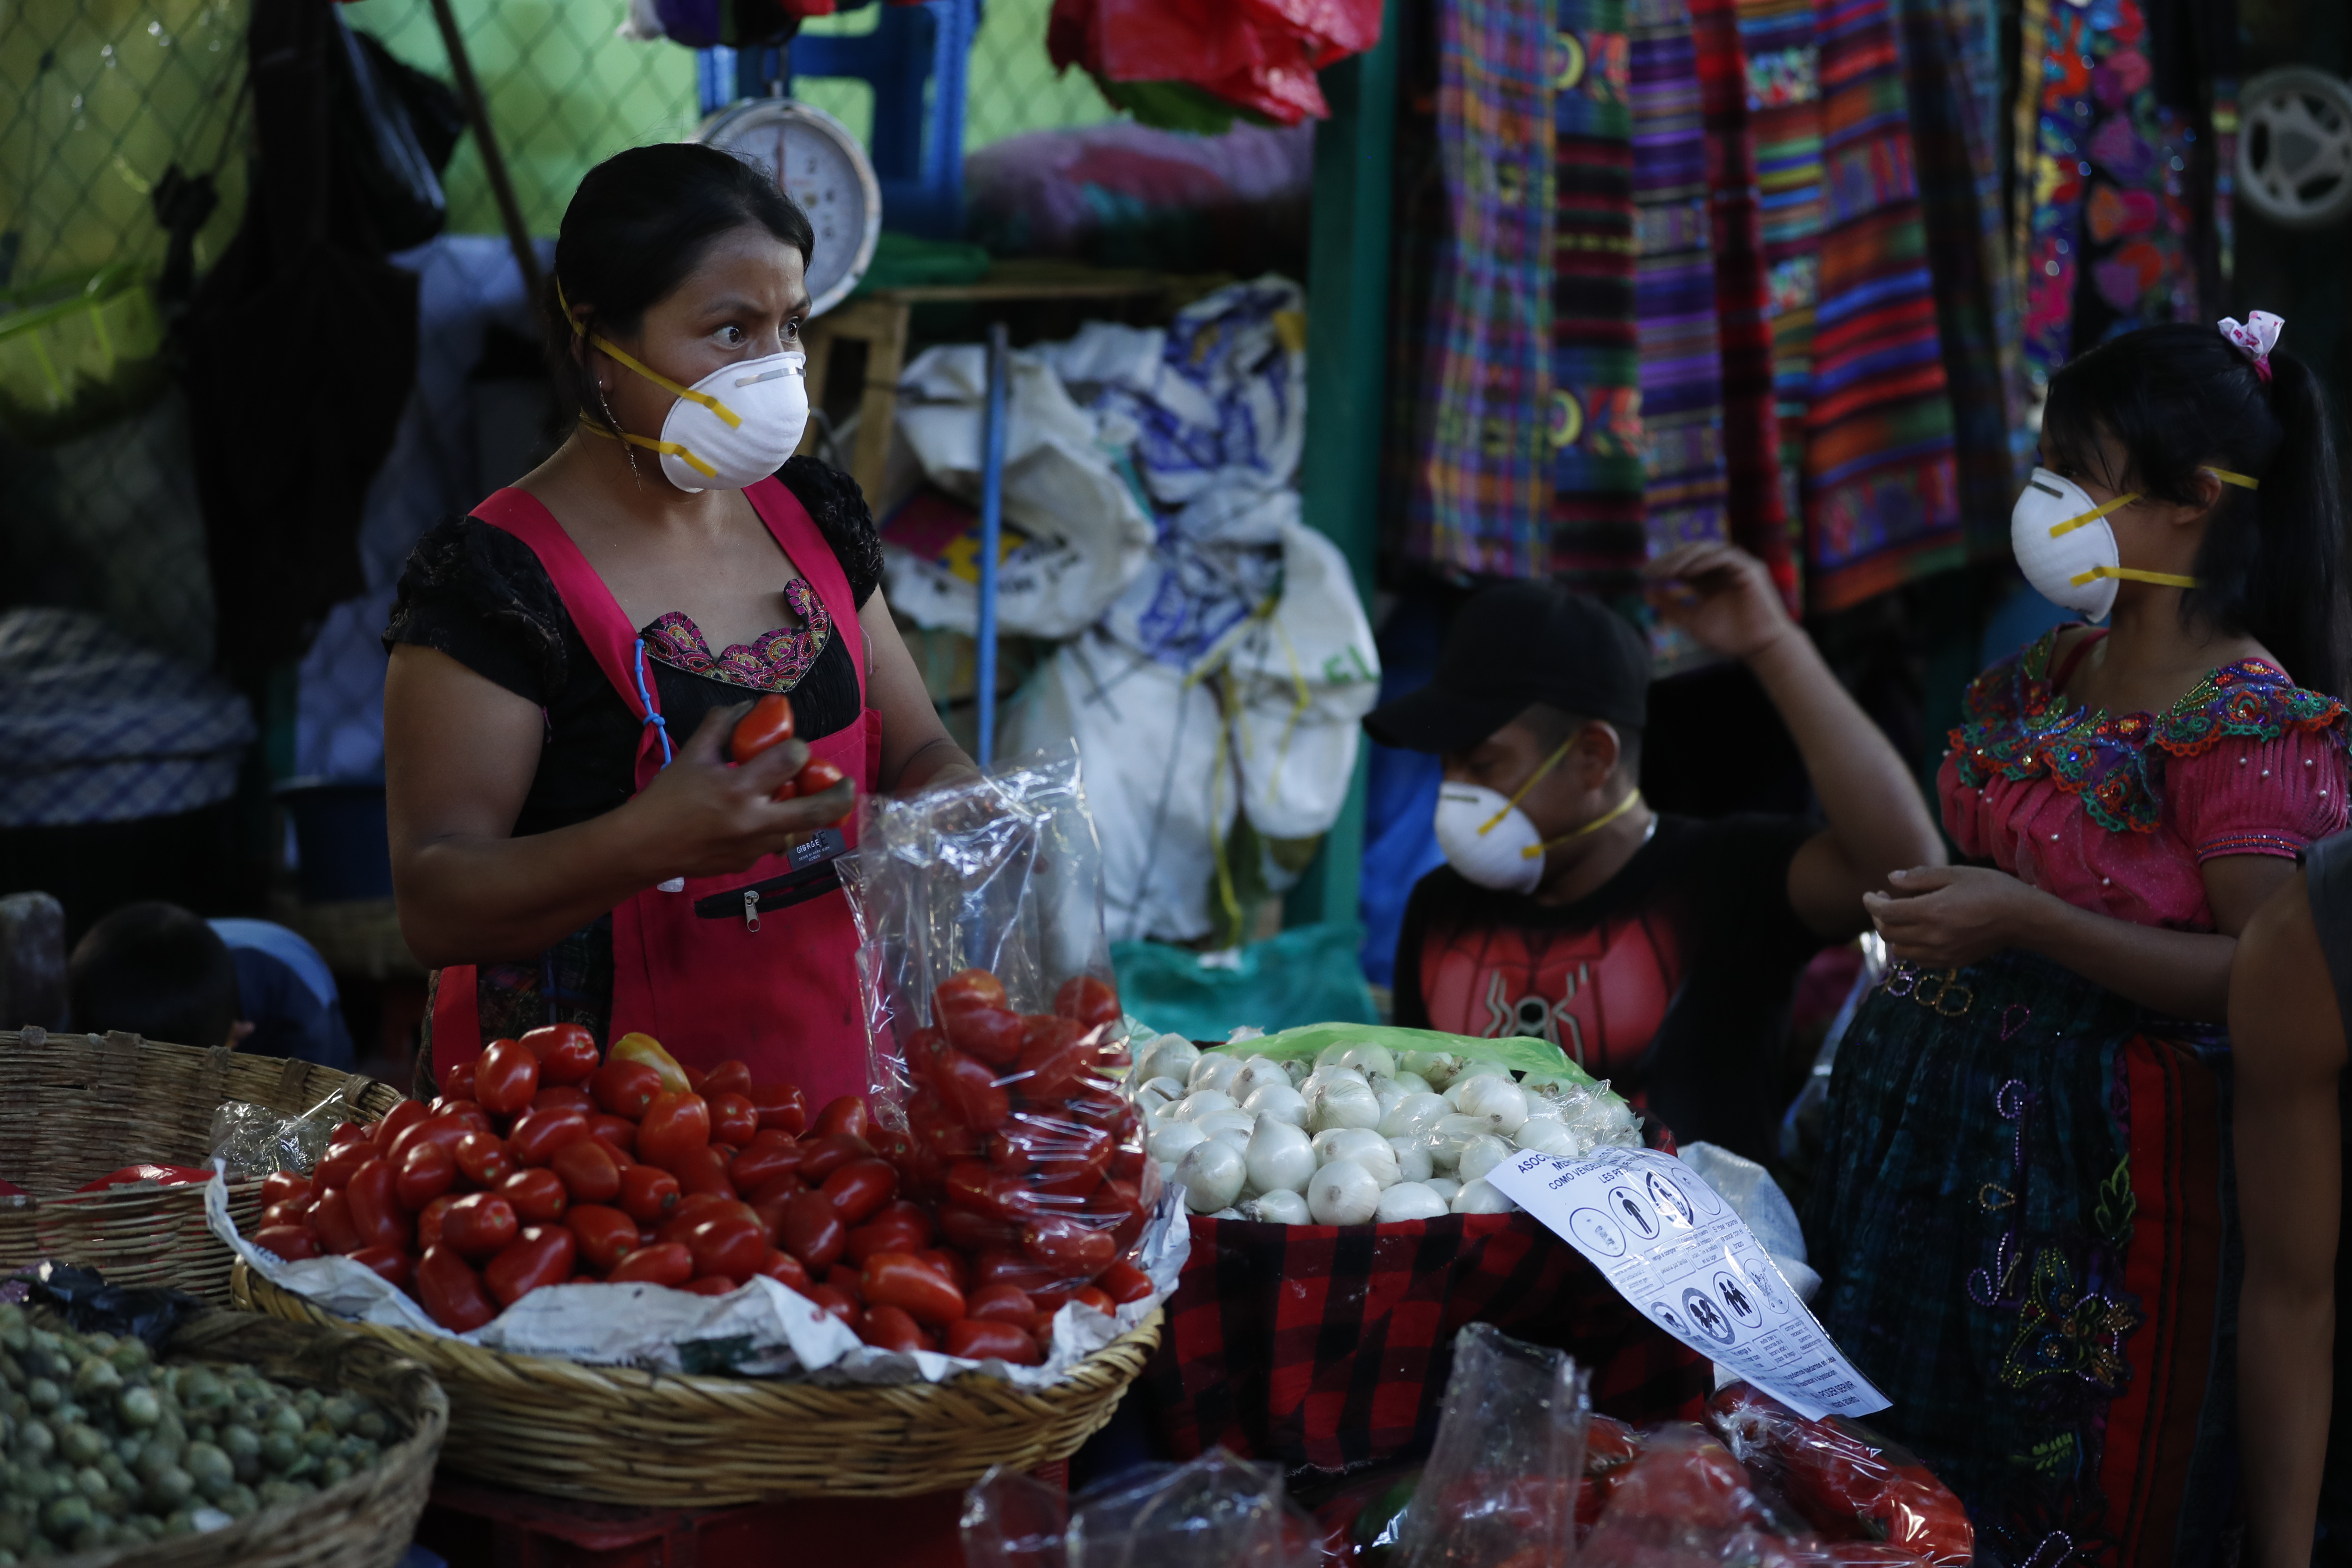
[179,0,446,666]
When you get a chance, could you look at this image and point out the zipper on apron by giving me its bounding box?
[744,889,762,933]
[692,860,843,922]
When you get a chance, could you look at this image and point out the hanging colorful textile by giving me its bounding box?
[1801,0,1961,609]
[1628,0,1730,666]
[1892,0,2023,557]
[1732,0,1822,577]
[1687,0,1793,609]
[2018,0,2200,399]
[1550,0,1647,597]
[1396,0,1561,576]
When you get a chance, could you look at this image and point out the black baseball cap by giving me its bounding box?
[1364,584,1651,753]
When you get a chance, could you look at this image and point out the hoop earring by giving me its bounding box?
[596,380,643,488]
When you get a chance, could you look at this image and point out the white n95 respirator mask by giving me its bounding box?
[1432,738,1647,894]
[2009,465,2254,620]
[590,338,809,493]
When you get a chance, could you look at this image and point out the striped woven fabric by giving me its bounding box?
[1551,0,1648,595]
[1893,0,2022,557]
[1802,0,1961,609]
[1687,0,1795,607]
[1629,0,1730,668]
[1397,0,1560,577]
[1733,0,1823,571]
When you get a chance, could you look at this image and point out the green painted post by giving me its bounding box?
[1284,0,1398,934]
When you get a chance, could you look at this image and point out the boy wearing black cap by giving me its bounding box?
[1365,542,1942,1162]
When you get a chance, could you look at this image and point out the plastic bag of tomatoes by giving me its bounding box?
[1706,1385,1972,1566]
[841,747,1155,1304]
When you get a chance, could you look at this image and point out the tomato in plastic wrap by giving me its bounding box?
[1581,1424,1764,1565]
[1707,1385,1972,1567]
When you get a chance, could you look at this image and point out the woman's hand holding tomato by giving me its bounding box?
[628,702,854,881]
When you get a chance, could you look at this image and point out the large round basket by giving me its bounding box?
[234,1263,1160,1506]
[0,1029,404,1302]
[51,1307,447,1568]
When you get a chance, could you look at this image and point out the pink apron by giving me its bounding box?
[428,477,881,1108]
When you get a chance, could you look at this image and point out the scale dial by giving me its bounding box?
[691,98,882,318]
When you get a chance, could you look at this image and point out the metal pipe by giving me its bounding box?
[426,0,541,304]
[976,320,1009,766]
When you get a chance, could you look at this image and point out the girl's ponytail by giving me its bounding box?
[2247,348,2346,696]
[2044,321,2349,696]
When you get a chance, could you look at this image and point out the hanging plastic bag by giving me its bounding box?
[1048,0,1384,124]
[1394,1323,1590,1568]
[963,1450,1330,1568]
[883,346,1154,640]
[840,746,1158,1303]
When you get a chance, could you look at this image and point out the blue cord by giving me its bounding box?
[633,638,674,767]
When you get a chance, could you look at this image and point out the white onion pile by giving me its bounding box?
[1121,1034,1644,1225]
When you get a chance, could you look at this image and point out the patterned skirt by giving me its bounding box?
[1803,949,2235,1567]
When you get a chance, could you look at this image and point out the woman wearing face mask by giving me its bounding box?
[1805,314,2349,1562]
[380,144,975,1107]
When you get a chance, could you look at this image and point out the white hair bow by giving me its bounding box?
[2218,311,2284,381]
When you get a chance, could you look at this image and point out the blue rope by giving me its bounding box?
[633,638,674,767]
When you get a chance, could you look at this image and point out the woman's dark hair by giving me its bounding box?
[2044,322,2346,695]
[542,141,815,420]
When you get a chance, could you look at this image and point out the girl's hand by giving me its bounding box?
[1861,866,2047,968]
[1642,542,1795,662]
[629,702,856,879]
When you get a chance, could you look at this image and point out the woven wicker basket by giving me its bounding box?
[50,1308,446,1568]
[0,1029,404,1303]
[235,1263,1160,1506]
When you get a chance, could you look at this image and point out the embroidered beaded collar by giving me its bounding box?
[639,577,832,694]
[1949,627,2346,833]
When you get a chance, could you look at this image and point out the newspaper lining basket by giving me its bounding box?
[0,1029,403,1302]
[234,1262,1160,1505]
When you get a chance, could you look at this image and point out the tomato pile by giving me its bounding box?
[245,969,1157,1366]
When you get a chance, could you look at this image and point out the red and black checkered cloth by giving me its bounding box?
[1138,1211,1708,1474]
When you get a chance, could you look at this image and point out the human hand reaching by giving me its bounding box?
[1642,542,1795,662]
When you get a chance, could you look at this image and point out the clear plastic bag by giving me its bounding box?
[1707,1385,1974,1567]
[205,1087,361,1179]
[842,745,1155,1299]
[962,1450,1329,1568]
[1396,1323,1591,1568]
[1580,1423,1767,1563]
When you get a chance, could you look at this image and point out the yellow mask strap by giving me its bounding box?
[576,417,719,479]
[1521,788,1647,860]
[556,277,743,431]
[1478,738,1578,836]
[2070,564,2200,590]
[2205,466,2260,490]
[2048,491,2139,538]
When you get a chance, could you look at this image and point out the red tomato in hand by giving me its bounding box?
[1054,975,1122,1030]
[944,1319,1041,1365]
[416,1245,497,1331]
[618,1163,682,1225]
[820,1158,899,1225]
[485,1225,578,1307]
[813,1096,870,1142]
[730,692,796,760]
[703,1060,755,1099]
[442,1193,521,1260]
[794,758,847,805]
[566,1204,639,1273]
[747,1082,808,1135]
[608,1243,694,1286]
[781,1191,848,1271]
[857,1304,927,1352]
[508,1106,593,1168]
[396,1142,458,1210]
[252,1225,318,1262]
[638,1092,712,1173]
[708,1092,759,1148]
[500,1168,569,1224]
[453,1132,516,1190]
[550,1138,623,1204]
[590,1060,664,1121]
[519,1023,600,1085]
[476,1037,541,1117]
